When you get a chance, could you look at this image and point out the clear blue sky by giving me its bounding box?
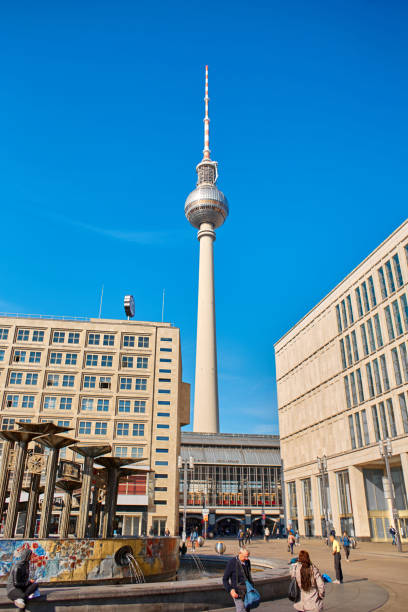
[1,1,407,434]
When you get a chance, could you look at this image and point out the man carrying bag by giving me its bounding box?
[223,548,260,611]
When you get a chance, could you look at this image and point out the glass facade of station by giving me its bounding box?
[179,432,283,536]
[180,464,282,509]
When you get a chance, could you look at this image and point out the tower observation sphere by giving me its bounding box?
[184,165,229,229]
[185,66,228,434]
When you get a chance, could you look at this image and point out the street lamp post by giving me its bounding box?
[202,490,208,539]
[379,439,402,553]
[178,455,194,542]
[317,455,330,543]
[261,469,266,538]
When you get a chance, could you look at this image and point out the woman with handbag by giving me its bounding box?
[290,550,325,611]
[223,548,260,611]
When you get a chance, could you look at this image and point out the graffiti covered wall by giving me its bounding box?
[0,537,179,585]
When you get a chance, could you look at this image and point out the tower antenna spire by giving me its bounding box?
[203,65,210,160]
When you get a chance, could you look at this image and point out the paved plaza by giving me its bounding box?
[201,536,408,612]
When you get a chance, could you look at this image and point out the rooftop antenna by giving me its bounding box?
[98,285,104,318]
[161,289,165,323]
[203,65,210,160]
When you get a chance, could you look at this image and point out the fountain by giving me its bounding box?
[70,443,111,538]
[0,421,290,610]
[115,546,146,584]
[92,456,142,538]
[188,550,206,575]
[0,423,180,590]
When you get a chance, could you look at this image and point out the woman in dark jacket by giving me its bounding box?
[7,549,38,609]
[223,548,254,612]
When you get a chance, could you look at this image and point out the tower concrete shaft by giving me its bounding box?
[193,223,219,433]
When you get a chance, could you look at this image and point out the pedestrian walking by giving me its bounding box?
[191,529,198,550]
[238,528,245,547]
[329,534,343,584]
[340,531,351,562]
[389,526,397,546]
[223,547,255,612]
[237,527,245,548]
[288,532,296,555]
[290,549,325,611]
[245,528,252,545]
[7,549,39,610]
[264,526,270,542]
[295,530,300,546]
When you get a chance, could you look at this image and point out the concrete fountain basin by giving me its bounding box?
[0,552,290,611]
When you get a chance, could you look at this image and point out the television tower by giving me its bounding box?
[185,66,229,433]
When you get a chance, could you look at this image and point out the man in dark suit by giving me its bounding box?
[223,548,254,611]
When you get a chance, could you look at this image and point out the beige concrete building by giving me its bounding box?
[0,315,190,536]
[275,220,408,541]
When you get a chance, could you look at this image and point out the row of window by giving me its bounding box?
[355,276,377,317]
[378,255,404,299]
[336,295,355,331]
[84,354,163,368]
[360,315,383,355]
[288,469,353,522]
[348,392,408,449]
[366,355,391,397]
[4,329,152,348]
[1,415,171,436]
[78,421,108,436]
[119,377,147,390]
[9,372,39,386]
[1,351,174,370]
[344,369,365,407]
[339,296,408,369]
[348,409,370,449]
[0,329,44,342]
[6,371,151,389]
[85,354,113,367]
[11,350,42,364]
[335,250,406,334]
[340,331,360,368]
[5,395,36,409]
[0,415,145,438]
[78,421,145,437]
[3,394,170,413]
[5,394,148,414]
[384,296,408,340]
[1,329,176,348]
[5,353,150,370]
[371,400,398,441]
[114,446,144,458]
[0,351,77,366]
[344,342,408,408]
[2,417,56,433]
